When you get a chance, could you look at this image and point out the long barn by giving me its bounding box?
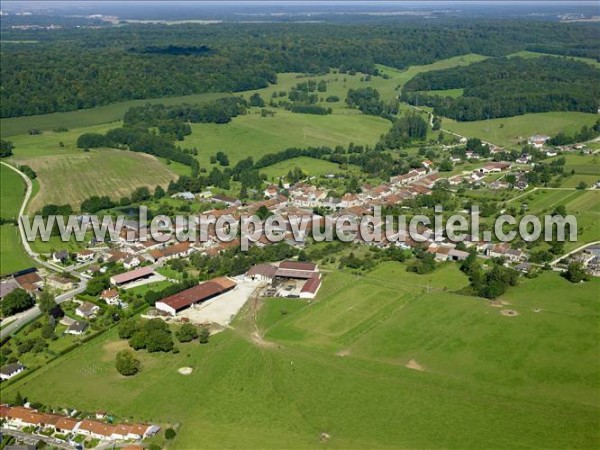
[155,277,236,316]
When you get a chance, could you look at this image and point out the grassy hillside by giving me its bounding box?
[0,164,25,220]
[443,111,599,148]
[3,265,598,449]
[0,92,232,138]
[184,110,390,166]
[0,164,34,275]
[14,150,179,212]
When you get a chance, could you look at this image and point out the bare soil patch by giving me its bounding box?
[336,349,351,357]
[178,367,193,375]
[501,309,519,317]
[405,359,425,371]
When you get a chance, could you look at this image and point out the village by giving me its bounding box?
[1,133,599,448]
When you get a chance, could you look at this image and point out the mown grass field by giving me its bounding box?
[3,263,598,449]
[12,149,179,213]
[443,112,599,148]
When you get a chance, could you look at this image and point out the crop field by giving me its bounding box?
[2,263,598,449]
[443,112,599,148]
[183,110,390,166]
[13,150,179,212]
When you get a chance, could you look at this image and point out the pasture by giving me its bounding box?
[3,262,597,449]
[259,156,359,181]
[443,112,599,148]
[183,110,390,166]
[12,150,179,213]
[0,164,25,220]
[0,224,33,276]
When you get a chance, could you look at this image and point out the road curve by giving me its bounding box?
[1,161,88,338]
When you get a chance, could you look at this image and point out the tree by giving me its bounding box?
[0,139,14,158]
[154,185,165,199]
[38,290,57,315]
[115,350,141,376]
[176,323,198,343]
[297,250,308,262]
[198,327,210,344]
[562,262,589,283]
[129,331,147,350]
[76,133,106,149]
[1,289,35,316]
[439,159,453,172]
[131,186,151,203]
[249,93,265,107]
[14,391,25,406]
[165,428,177,440]
[118,318,140,339]
[576,181,587,190]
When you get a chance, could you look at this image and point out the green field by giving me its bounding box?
[13,149,179,213]
[0,93,232,138]
[258,156,360,181]
[0,224,34,276]
[184,110,391,166]
[0,164,25,220]
[0,163,34,275]
[509,50,600,69]
[443,112,599,148]
[3,262,597,449]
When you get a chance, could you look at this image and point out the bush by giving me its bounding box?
[165,428,177,440]
[176,323,198,343]
[115,349,140,376]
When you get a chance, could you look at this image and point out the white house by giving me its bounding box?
[0,362,25,380]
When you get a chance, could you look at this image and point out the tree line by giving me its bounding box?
[401,56,600,121]
[2,20,598,117]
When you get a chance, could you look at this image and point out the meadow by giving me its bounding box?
[0,224,34,276]
[443,111,599,148]
[0,164,34,275]
[183,110,390,166]
[2,263,598,449]
[0,164,26,220]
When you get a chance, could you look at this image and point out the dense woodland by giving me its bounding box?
[402,56,600,120]
[1,21,598,117]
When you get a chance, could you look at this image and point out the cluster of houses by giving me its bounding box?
[566,245,600,277]
[0,405,160,444]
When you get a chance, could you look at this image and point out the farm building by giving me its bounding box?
[155,277,237,316]
[110,266,154,286]
[245,263,278,282]
[299,274,322,299]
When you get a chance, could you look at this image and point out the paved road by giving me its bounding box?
[550,241,600,266]
[2,427,73,449]
[1,161,89,339]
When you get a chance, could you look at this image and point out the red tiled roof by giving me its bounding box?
[111,266,154,284]
[79,419,117,437]
[159,278,236,312]
[279,261,316,271]
[247,263,277,278]
[301,274,321,294]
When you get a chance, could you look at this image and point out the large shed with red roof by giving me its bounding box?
[155,277,237,316]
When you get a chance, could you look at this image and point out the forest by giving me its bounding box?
[1,20,598,117]
[401,56,600,121]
